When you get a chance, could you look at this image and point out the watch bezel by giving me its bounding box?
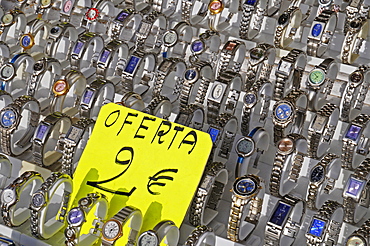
[343,175,366,202]
[30,191,47,210]
[209,81,226,103]
[276,137,295,155]
[235,136,255,157]
[307,216,328,239]
[268,200,292,228]
[19,33,35,50]
[0,107,18,129]
[67,207,85,227]
[52,79,70,96]
[309,164,326,184]
[344,123,363,142]
[190,39,205,55]
[1,188,16,205]
[232,175,260,198]
[138,230,159,246]
[102,218,123,241]
[273,100,295,123]
[308,68,326,87]
[184,68,199,83]
[346,234,368,246]
[162,30,178,47]
[0,63,16,81]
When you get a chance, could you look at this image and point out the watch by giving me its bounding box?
[181,0,209,25]
[29,172,73,239]
[307,103,339,159]
[119,91,145,111]
[189,161,228,226]
[240,77,272,136]
[342,114,370,170]
[142,95,172,120]
[345,218,370,246]
[269,133,307,197]
[50,69,87,116]
[0,171,44,227]
[101,206,143,245]
[189,30,221,68]
[108,9,142,44]
[184,225,215,246]
[175,103,205,130]
[61,118,95,178]
[274,6,303,49]
[227,174,265,242]
[217,40,246,75]
[306,58,338,111]
[137,220,179,246]
[239,0,267,40]
[306,153,340,210]
[0,9,27,44]
[19,18,51,53]
[306,200,343,245]
[273,49,306,101]
[307,10,337,57]
[79,79,115,119]
[32,111,72,167]
[208,0,239,31]
[265,194,306,245]
[207,113,238,148]
[0,95,40,156]
[79,0,116,32]
[343,158,370,224]
[65,192,108,246]
[161,21,193,59]
[272,89,308,142]
[340,65,370,123]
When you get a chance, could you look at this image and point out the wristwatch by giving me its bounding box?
[217,40,246,76]
[50,69,87,116]
[34,0,54,19]
[235,127,269,177]
[345,218,370,246]
[19,18,51,53]
[208,0,239,31]
[239,0,267,40]
[206,70,242,125]
[340,65,370,123]
[29,172,73,239]
[59,0,88,23]
[32,111,72,167]
[273,49,306,101]
[241,77,272,136]
[227,174,264,242]
[244,43,275,88]
[0,171,44,227]
[0,9,27,44]
[65,192,108,246]
[306,200,343,245]
[79,0,116,32]
[343,158,370,224]
[161,21,193,59]
[342,114,370,170]
[306,58,338,111]
[108,9,142,44]
[265,194,306,245]
[151,58,187,103]
[189,161,228,226]
[79,79,115,119]
[341,17,369,64]
[307,10,337,57]
[181,0,209,25]
[189,30,221,68]
[272,89,308,142]
[345,0,369,34]
[0,95,40,156]
[137,220,179,246]
[142,95,172,120]
[0,154,11,190]
[306,153,340,210]
[207,113,238,148]
[96,39,129,83]
[274,6,303,49]
[269,133,307,197]
[175,103,205,130]
[307,103,339,159]
[184,225,215,246]
[119,91,145,111]
[61,118,95,177]
[101,206,143,245]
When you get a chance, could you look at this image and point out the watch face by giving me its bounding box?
[163,31,178,46]
[345,176,365,198]
[20,34,34,49]
[225,41,237,51]
[116,11,129,21]
[276,137,294,155]
[345,124,362,141]
[184,69,198,82]
[274,102,292,120]
[0,64,15,80]
[234,177,257,196]
[310,165,325,183]
[2,14,13,25]
[244,92,257,107]
[102,220,121,240]
[278,13,289,25]
[67,207,84,226]
[66,126,83,142]
[309,68,325,85]
[244,0,257,5]
[31,193,45,208]
[41,0,51,6]
[0,109,17,128]
[249,47,264,60]
[208,0,224,14]
[1,189,15,204]
[138,232,158,246]
[311,23,322,37]
[269,201,291,226]
[311,115,327,132]
[278,60,291,74]
[308,218,326,237]
[208,127,220,143]
[212,84,224,99]
[191,40,204,53]
[33,61,44,72]
[236,137,255,157]
[82,89,94,104]
[99,50,111,63]
[124,56,141,74]
[35,124,50,140]
[86,8,99,21]
[73,41,84,54]
[53,79,69,96]
[347,235,367,246]
[50,26,60,34]
[350,71,363,83]
[63,0,73,13]
[349,19,361,29]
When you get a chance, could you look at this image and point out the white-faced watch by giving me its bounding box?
[137,220,179,246]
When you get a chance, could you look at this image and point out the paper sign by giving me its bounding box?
[70,103,212,236]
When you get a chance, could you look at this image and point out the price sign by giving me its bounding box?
[71,103,212,232]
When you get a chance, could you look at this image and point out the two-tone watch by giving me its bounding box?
[184,225,215,246]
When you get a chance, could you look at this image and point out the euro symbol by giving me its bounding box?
[147,169,178,195]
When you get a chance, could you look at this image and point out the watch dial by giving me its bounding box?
[1,189,15,204]
[278,60,291,74]
[103,220,121,240]
[1,64,14,79]
[41,0,51,6]
[208,127,220,143]
[0,109,16,128]
[138,233,158,246]
[250,48,264,60]
[309,69,325,85]
[163,31,177,46]
[2,14,13,24]
[311,23,322,37]
[31,193,45,207]
[35,124,49,140]
[73,41,84,54]
[350,71,363,83]
[63,0,73,13]
[308,218,326,237]
[349,19,361,29]
[50,26,60,34]
[346,235,366,246]
[212,84,224,99]
[209,0,223,11]
[66,126,83,141]
[99,50,111,63]
[236,137,254,156]
[269,202,291,226]
[53,80,68,95]
[275,102,292,120]
[20,35,33,48]
[311,115,327,132]
[33,62,44,71]
[310,165,325,183]
[191,40,204,53]
[67,208,84,225]
[244,92,256,106]
[82,89,94,104]
[244,0,257,5]
[116,11,129,21]
[225,42,237,51]
[235,177,256,196]
[278,13,289,25]
[124,56,141,74]
[277,138,294,154]
[345,124,362,141]
[184,69,197,81]
[346,177,365,197]
[86,8,99,20]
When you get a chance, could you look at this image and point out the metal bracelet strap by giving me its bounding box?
[351,217,370,237]
[341,25,365,65]
[307,11,332,57]
[181,0,192,21]
[185,225,213,246]
[218,130,235,159]
[239,4,254,39]
[354,66,370,110]
[143,95,170,119]
[288,151,304,182]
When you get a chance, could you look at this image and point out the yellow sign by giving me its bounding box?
[71,103,212,234]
